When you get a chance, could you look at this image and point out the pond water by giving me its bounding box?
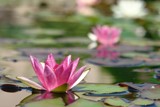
[0,21,160,107]
[0,16,160,107]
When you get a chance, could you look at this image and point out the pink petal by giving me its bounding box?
[69,58,80,78]
[17,77,45,90]
[57,63,74,85]
[54,64,64,80]
[30,55,47,88]
[44,65,57,91]
[69,67,90,89]
[62,55,71,68]
[45,53,57,69]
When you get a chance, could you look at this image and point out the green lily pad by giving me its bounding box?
[73,83,128,96]
[86,58,144,67]
[23,98,64,107]
[67,99,104,107]
[141,88,160,100]
[104,97,129,107]
[132,98,154,106]
[86,57,160,67]
[75,92,104,101]
[18,94,42,106]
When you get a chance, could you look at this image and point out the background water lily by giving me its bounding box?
[88,25,121,47]
[17,54,90,92]
[76,0,98,16]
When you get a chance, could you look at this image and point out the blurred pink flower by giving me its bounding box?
[76,0,99,16]
[88,25,121,47]
[17,54,90,92]
[76,6,96,16]
[77,0,99,7]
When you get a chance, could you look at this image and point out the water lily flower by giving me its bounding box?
[17,54,90,92]
[112,0,148,19]
[76,0,99,16]
[77,0,98,7]
[88,25,121,48]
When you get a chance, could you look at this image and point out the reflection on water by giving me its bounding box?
[18,91,77,106]
[0,84,77,107]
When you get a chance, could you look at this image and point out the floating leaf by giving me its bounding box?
[18,93,43,106]
[86,57,160,67]
[86,58,144,67]
[119,82,156,92]
[23,98,64,107]
[75,92,104,101]
[141,88,160,100]
[73,83,128,96]
[67,99,104,107]
[121,52,149,58]
[104,97,129,107]
[132,98,154,106]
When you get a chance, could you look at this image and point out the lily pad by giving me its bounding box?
[75,92,104,101]
[121,52,149,58]
[23,98,65,107]
[132,98,154,106]
[119,83,157,92]
[19,93,43,106]
[104,97,129,107]
[86,58,144,67]
[73,83,128,96]
[67,99,104,107]
[141,88,160,100]
[86,58,160,67]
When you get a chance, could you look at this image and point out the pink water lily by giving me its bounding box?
[88,25,121,47]
[17,54,90,92]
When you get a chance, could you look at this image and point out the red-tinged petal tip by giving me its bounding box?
[62,55,72,68]
[45,53,57,69]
